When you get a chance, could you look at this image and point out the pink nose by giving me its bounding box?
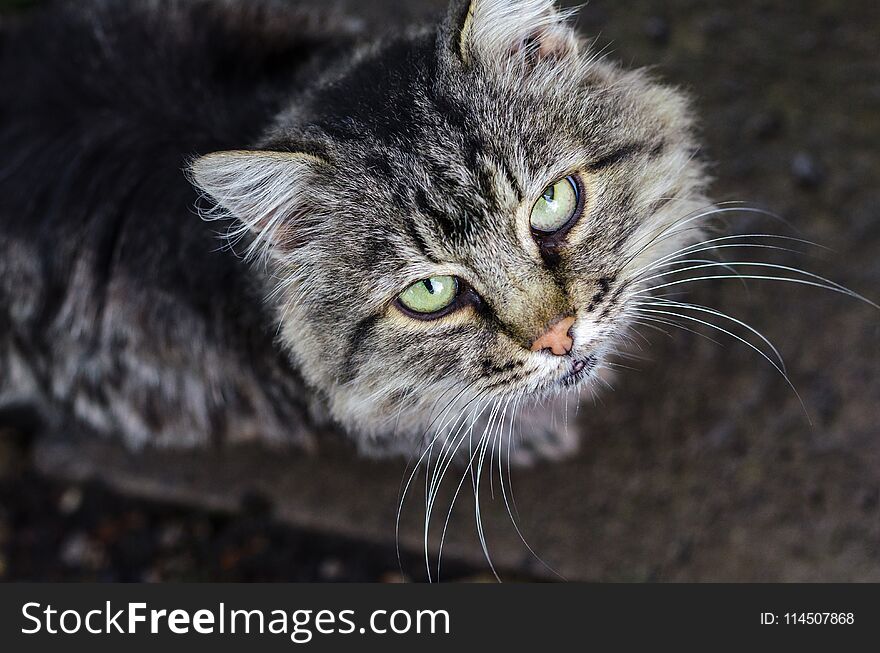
[530,315,576,356]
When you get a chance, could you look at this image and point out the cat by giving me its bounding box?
[0,0,709,461]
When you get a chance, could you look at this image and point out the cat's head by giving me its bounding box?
[192,0,709,454]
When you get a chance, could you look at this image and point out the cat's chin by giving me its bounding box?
[529,348,607,396]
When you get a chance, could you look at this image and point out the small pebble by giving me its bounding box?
[318,557,345,581]
[791,152,825,189]
[159,523,185,550]
[58,486,83,515]
[380,570,410,583]
[60,532,105,570]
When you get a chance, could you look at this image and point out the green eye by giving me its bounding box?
[530,176,580,234]
[398,275,459,316]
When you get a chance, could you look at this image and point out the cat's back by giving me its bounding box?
[0,0,358,227]
[0,0,358,446]
[0,0,357,278]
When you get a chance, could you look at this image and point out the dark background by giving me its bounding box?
[1,0,878,582]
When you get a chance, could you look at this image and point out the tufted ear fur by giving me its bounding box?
[455,0,579,69]
[190,150,327,260]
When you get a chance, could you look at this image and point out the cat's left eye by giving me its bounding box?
[397,275,459,318]
[530,175,581,235]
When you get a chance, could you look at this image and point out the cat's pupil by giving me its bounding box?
[424,279,436,294]
[542,185,555,202]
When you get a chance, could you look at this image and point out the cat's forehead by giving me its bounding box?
[317,103,581,248]
[298,26,665,256]
[305,31,599,178]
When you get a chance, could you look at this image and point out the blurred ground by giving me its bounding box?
[2,0,879,581]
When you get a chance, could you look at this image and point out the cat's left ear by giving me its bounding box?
[453,0,579,69]
[190,150,327,259]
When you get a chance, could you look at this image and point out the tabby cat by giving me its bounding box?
[0,0,708,459]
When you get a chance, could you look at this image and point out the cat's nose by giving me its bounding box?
[530,315,576,356]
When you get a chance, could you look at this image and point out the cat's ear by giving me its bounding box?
[190,150,327,259]
[454,0,578,69]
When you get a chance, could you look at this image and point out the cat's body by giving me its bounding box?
[1,0,709,458]
[0,0,357,448]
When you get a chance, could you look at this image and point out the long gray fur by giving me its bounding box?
[0,0,710,459]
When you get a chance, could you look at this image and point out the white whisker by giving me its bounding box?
[632,306,811,423]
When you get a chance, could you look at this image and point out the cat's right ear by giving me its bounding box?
[451,0,579,69]
[190,150,327,260]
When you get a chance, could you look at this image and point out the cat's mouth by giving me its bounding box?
[556,354,599,389]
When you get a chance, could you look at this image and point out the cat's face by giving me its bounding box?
[193,0,709,454]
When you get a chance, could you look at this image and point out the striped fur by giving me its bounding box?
[1,0,709,458]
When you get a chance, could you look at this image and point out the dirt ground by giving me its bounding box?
[2,0,879,581]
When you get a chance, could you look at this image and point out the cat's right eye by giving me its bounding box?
[397,276,460,318]
[529,175,582,236]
